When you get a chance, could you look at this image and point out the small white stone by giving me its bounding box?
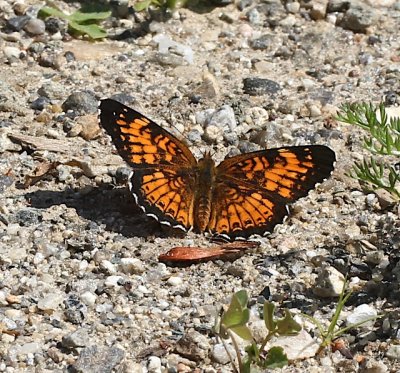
[167,276,183,286]
[120,258,145,274]
[211,343,235,364]
[147,356,162,372]
[314,267,345,298]
[286,1,300,13]
[158,300,169,310]
[80,291,97,307]
[104,275,123,288]
[100,260,117,274]
[3,46,21,60]
[346,304,378,327]
[38,293,64,311]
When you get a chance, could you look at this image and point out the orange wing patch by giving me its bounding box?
[208,181,288,238]
[129,168,196,231]
[98,99,196,168]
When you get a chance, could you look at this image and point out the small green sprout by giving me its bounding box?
[337,103,400,200]
[215,290,301,372]
[133,0,187,12]
[39,4,111,39]
[304,279,381,355]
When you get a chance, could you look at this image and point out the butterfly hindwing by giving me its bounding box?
[129,167,196,231]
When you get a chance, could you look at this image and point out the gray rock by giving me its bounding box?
[62,91,98,114]
[386,345,400,360]
[71,346,125,373]
[24,18,46,35]
[327,0,351,12]
[250,34,276,50]
[30,96,50,111]
[246,8,262,25]
[14,208,42,226]
[243,77,281,96]
[339,3,379,33]
[62,328,90,348]
[211,343,235,364]
[7,16,30,31]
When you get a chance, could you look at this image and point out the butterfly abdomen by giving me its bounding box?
[193,153,217,232]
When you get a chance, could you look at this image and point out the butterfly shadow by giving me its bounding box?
[25,184,186,239]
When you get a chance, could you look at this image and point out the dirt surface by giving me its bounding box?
[1,0,400,372]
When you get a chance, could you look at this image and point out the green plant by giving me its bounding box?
[39,3,111,39]
[133,0,187,12]
[304,279,380,355]
[214,290,301,372]
[337,103,400,200]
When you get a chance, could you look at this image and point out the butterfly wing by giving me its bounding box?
[98,99,197,231]
[98,99,196,168]
[209,145,335,238]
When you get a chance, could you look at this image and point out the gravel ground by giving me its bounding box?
[1,0,400,372]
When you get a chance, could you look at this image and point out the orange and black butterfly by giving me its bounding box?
[98,99,335,239]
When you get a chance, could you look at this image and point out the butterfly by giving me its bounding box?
[98,98,335,239]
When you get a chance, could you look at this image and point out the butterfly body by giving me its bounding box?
[98,99,336,239]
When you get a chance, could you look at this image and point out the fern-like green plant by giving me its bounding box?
[39,3,111,39]
[337,103,400,200]
[214,290,301,372]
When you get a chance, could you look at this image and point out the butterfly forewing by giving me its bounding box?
[98,99,196,168]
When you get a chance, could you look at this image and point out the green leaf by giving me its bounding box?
[68,21,107,39]
[230,325,253,341]
[263,346,288,369]
[221,290,249,329]
[263,301,277,332]
[275,310,302,336]
[39,6,68,19]
[133,0,153,11]
[70,10,111,22]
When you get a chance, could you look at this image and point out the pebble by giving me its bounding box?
[119,258,145,274]
[38,293,64,311]
[30,96,50,111]
[286,1,300,13]
[24,18,45,35]
[250,34,275,50]
[62,91,98,115]
[211,343,235,364]
[167,276,183,286]
[104,275,124,288]
[62,328,90,348]
[346,304,378,327]
[148,356,162,372]
[72,346,125,373]
[268,329,320,360]
[80,291,97,307]
[3,46,22,61]
[313,267,345,298]
[243,77,281,96]
[339,3,379,33]
[7,15,30,31]
[386,345,400,360]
